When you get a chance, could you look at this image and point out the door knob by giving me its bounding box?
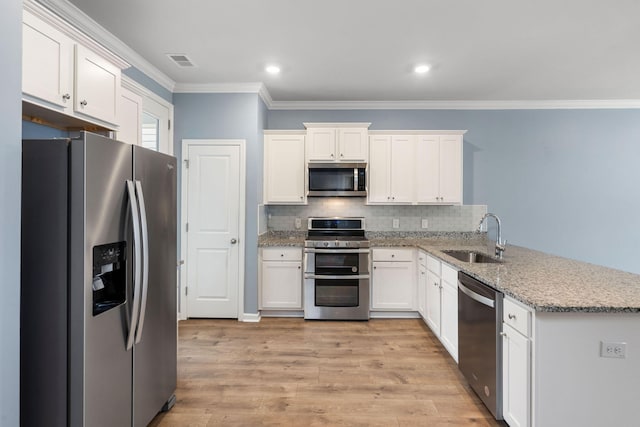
[230,238,237,244]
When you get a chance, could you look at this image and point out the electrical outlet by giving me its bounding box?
[392,218,400,229]
[421,218,429,229]
[294,218,302,229]
[600,341,627,359]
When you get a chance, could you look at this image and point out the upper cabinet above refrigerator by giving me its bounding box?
[22,4,127,131]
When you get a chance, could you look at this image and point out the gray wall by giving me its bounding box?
[122,67,173,103]
[173,93,264,314]
[1,0,22,424]
[268,109,640,274]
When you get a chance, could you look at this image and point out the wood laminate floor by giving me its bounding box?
[149,318,504,427]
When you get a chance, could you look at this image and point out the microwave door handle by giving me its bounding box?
[126,180,142,350]
[354,168,358,191]
[134,180,149,344]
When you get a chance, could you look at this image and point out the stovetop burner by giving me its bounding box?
[305,217,369,249]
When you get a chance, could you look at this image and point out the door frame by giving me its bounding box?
[179,139,246,321]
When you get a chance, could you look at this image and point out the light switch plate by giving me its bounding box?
[421,219,429,229]
[294,218,302,229]
[392,218,400,229]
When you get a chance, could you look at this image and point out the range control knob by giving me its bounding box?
[323,242,329,247]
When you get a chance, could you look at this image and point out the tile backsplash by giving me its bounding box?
[266,199,487,232]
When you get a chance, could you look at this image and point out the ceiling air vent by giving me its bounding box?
[166,54,196,68]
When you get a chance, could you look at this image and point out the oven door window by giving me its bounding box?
[314,253,359,275]
[315,279,359,307]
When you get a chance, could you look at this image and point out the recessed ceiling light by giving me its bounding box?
[414,64,430,74]
[266,65,281,74]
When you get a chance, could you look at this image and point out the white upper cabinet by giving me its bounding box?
[22,10,73,110]
[264,132,306,204]
[74,45,121,125]
[416,134,463,205]
[116,86,143,145]
[368,135,415,204]
[22,6,127,130]
[304,123,370,162]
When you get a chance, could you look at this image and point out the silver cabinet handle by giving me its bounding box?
[80,100,88,107]
[62,93,71,101]
[508,313,517,320]
[231,238,238,244]
[500,332,507,337]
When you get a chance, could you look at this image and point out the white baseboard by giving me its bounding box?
[240,312,261,322]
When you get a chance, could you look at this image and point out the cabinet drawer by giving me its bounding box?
[441,262,458,285]
[503,298,531,337]
[426,255,441,275]
[262,247,302,261]
[372,248,413,262]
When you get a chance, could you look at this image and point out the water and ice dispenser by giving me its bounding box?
[92,242,127,316]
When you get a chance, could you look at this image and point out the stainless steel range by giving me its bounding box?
[303,217,370,320]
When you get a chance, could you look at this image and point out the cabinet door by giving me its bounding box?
[425,269,441,335]
[418,264,427,319]
[390,136,415,203]
[306,128,336,161]
[503,323,531,427]
[74,45,121,125]
[22,11,73,109]
[264,134,306,204]
[440,279,459,362]
[416,135,440,203]
[260,261,302,309]
[338,128,368,161]
[117,86,142,145]
[368,135,391,203]
[439,135,462,204]
[371,261,415,310]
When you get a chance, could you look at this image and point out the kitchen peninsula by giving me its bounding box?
[258,231,640,427]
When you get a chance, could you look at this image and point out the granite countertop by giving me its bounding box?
[258,231,640,313]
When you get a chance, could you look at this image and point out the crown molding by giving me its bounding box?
[268,99,640,110]
[33,0,175,92]
[174,82,274,107]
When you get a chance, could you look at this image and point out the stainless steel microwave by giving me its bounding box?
[308,163,366,197]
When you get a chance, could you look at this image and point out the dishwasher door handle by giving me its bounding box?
[458,281,495,308]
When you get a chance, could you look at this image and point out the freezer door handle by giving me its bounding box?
[126,180,143,350]
[134,180,150,344]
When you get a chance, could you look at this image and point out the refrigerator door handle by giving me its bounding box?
[126,180,143,350]
[134,180,150,344]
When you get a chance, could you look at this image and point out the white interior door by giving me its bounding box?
[184,142,244,318]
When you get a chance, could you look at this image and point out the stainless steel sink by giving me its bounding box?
[442,250,502,264]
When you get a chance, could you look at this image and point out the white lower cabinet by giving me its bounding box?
[259,248,302,310]
[424,255,459,362]
[502,297,531,427]
[371,248,416,310]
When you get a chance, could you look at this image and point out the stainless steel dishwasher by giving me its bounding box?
[457,271,503,420]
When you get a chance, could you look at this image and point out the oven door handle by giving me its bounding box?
[304,274,370,280]
[304,248,371,254]
[458,282,495,308]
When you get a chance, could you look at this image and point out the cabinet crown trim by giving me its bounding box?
[303,122,371,129]
[24,1,129,70]
[369,130,467,135]
[264,130,307,135]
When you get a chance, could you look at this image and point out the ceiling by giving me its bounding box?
[64,0,640,103]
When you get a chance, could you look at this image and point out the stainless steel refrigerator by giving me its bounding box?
[21,132,177,427]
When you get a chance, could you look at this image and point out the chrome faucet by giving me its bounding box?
[477,213,506,259]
